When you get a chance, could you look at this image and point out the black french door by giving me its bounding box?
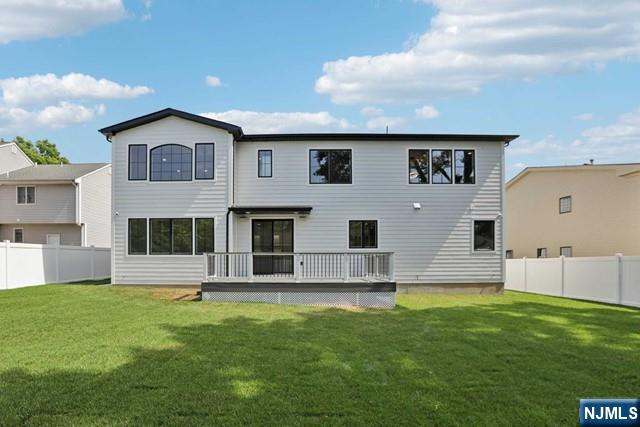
[252,219,294,275]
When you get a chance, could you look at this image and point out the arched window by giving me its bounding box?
[150,144,192,181]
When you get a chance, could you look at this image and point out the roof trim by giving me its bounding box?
[239,133,519,143]
[99,108,243,138]
[229,206,313,215]
[506,162,640,188]
[0,141,35,166]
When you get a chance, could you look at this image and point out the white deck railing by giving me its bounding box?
[204,252,394,283]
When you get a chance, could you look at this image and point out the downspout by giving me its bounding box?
[226,135,236,253]
[73,178,84,245]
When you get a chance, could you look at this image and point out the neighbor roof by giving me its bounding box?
[98,108,518,144]
[507,162,640,188]
[0,163,109,182]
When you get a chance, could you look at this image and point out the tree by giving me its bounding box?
[14,137,69,165]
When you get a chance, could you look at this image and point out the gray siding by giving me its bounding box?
[79,165,112,247]
[0,223,81,245]
[234,140,504,284]
[0,183,76,223]
[111,116,232,285]
[0,144,33,174]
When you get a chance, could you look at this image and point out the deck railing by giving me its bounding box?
[204,252,394,283]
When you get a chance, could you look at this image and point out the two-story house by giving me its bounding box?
[506,163,640,258]
[100,108,517,306]
[0,158,112,247]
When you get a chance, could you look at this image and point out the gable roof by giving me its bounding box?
[98,108,518,144]
[99,108,243,138]
[506,162,640,188]
[0,163,109,182]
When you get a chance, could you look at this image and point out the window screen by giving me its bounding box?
[258,150,272,178]
[128,219,147,255]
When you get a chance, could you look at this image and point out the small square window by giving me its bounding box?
[560,246,573,257]
[506,250,514,259]
[537,248,547,258]
[559,196,571,214]
[17,186,35,204]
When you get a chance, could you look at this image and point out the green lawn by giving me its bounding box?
[0,285,638,426]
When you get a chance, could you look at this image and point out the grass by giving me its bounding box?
[0,285,638,426]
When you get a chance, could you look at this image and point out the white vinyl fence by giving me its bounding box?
[0,241,110,290]
[506,256,640,308]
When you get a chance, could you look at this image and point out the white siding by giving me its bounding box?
[0,143,33,174]
[234,140,504,284]
[79,165,112,247]
[111,116,232,285]
[0,183,76,223]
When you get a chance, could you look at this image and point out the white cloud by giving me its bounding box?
[316,0,640,104]
[141,0,152,21]
[366,116,406,131]
[205,75,223,88]
[0,102,106,131]
[415,105,440,119]
[575,113,594,121]
[199,110,353,133]
[0,0,127,44]
[509,108,640,165]
[0,73,153,106]
[360,106,383,117]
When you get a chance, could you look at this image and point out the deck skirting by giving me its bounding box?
[201,282,396,308]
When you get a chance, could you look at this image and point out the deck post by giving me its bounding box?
[247,253,254,282]
[294,253,301,283]
[202,254,208,281]
[389,253,395,282]
[343,253,349,282]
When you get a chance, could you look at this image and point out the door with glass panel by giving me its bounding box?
[252,219,294,275]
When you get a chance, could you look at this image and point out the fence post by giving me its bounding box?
[55,241,60,283]
[522,257,527,292]
[560,255,565,297]
[90,245,96,280]
[3,240,9,290]
[616,253,623,305]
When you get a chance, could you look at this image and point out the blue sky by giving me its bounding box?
[1,0,639,177]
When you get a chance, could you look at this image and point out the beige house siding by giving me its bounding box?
[0,183,76,223]
[0,223,82,245]
[506,165,640,258]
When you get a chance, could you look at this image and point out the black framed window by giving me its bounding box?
[258,149,272,178]
[128,144,147,180]
[17,186,35,204]
[432,149,452,184]
[14,228,24,243]
[309,149,352,184]
[473,220,495,251]
[455,150,475,184]
[150,144,192,181]
[150,218,193,255]
[128,218,147,255]
[537,248,547,258]
[195,218,215,254]
[195,143,214,180]
[506,250,514,259]
[409,149,429,184]
[560,246,573,257]
[349,220,378,249]
[559,196,571,214]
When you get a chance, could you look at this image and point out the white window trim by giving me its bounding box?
[16,185,36,205]
[471,216,498,254]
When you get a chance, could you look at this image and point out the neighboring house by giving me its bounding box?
[100,107,517,305]
[0,140,34,173]
[506,163,640,258]
[0,163,112,247]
